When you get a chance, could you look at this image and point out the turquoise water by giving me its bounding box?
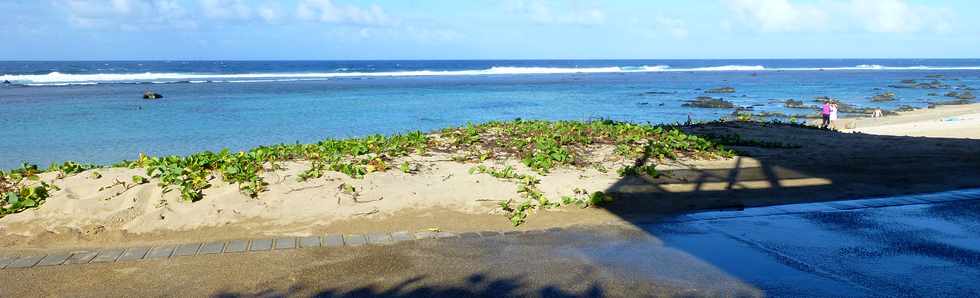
[1,59,978,168]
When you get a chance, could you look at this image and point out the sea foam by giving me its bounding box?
[3,64,979,86]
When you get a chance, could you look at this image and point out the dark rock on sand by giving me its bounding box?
[871,92,897,102]
[143,91,163,99]
[895,105,917,112]
[683,96,735,108]
[705,87,736,94]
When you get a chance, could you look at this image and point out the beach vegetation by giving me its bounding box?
[0,119,735,224]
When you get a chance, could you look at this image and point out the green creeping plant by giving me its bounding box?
[0,120,736,220]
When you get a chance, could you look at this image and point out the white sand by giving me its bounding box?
[844,103,980,139]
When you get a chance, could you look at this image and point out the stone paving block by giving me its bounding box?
[344,234,367,246]
[250,239,273,251]
[734,206,787,217]
[914,193,963,203]
[200,242,226,254]
[824,200,867,210]
[0,256,16,269]
[146,246,176,259]
[687,211,742,220]
[274,238,296,250]
[414,231,436,240]
[367,233,393,245]
[773,203,839,213]
[65,251,99,265]
[225,240,248,253]
[854,198,903,207]
[391,231,413,242]
[886,196,930,205]
[37,254,71,267]
[458,232,481,239]
[478,231,501,237]
[174,243,202,257]
[299,236,321,248]
[117,247,150,262]
[90,249,125,263]
[434,232,458,239]
[323,235,344,247]
[6,256,44,269]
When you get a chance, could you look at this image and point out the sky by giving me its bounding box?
[1,0,978,60]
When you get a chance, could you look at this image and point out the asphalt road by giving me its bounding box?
[3,199,980,297]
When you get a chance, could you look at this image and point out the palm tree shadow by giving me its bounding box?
[598,121,980,221]
[211,273,604,298]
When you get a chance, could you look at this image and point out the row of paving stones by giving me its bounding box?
[3,188,979,271]
[0,228,557,271]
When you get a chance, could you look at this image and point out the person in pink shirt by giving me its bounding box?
[820,100,832,129]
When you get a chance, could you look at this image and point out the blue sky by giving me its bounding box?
[1,0,978,60]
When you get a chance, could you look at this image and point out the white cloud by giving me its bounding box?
[506,0,606,26]
[61,0,196,30]
[654,16,688,39]
[723,0,828,32]
[723,0,954,34]
[256,4,285,23]
[296,0,394,26]
[201,0,252,20]
[847,0,952,33]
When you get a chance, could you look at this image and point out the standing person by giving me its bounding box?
[820,101,832,129]
[829,101,839,125]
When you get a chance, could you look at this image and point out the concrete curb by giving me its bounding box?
[2,188,979,270]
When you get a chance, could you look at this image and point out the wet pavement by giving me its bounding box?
[3,199,980,297]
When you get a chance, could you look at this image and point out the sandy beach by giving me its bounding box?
[3,108,980,253]
[843,103,980,139]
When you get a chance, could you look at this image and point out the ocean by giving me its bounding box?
[1,59,978,169]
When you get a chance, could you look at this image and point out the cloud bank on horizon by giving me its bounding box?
[1,0,976,59]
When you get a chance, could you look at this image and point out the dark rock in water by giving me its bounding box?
[872,87,882,90]
[641,91,675,95]
[871,92,897,102]
[658,103,665,106]
[705,86,736,94]
[784,99,809,109]
[143,91,163,99]
[2,80,10,84]
[889,80,947,89]
[813,96,832,101]
[930,99,974,106]
[926,74,944,78]
[945,91,959,97]
[637,102,650,105]
[927,93,939,96]
[957,91,976,100]
[682,96,735,108]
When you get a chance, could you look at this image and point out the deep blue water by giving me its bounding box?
[1,59,979,169]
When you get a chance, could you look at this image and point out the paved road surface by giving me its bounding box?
[3,199,980,297]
